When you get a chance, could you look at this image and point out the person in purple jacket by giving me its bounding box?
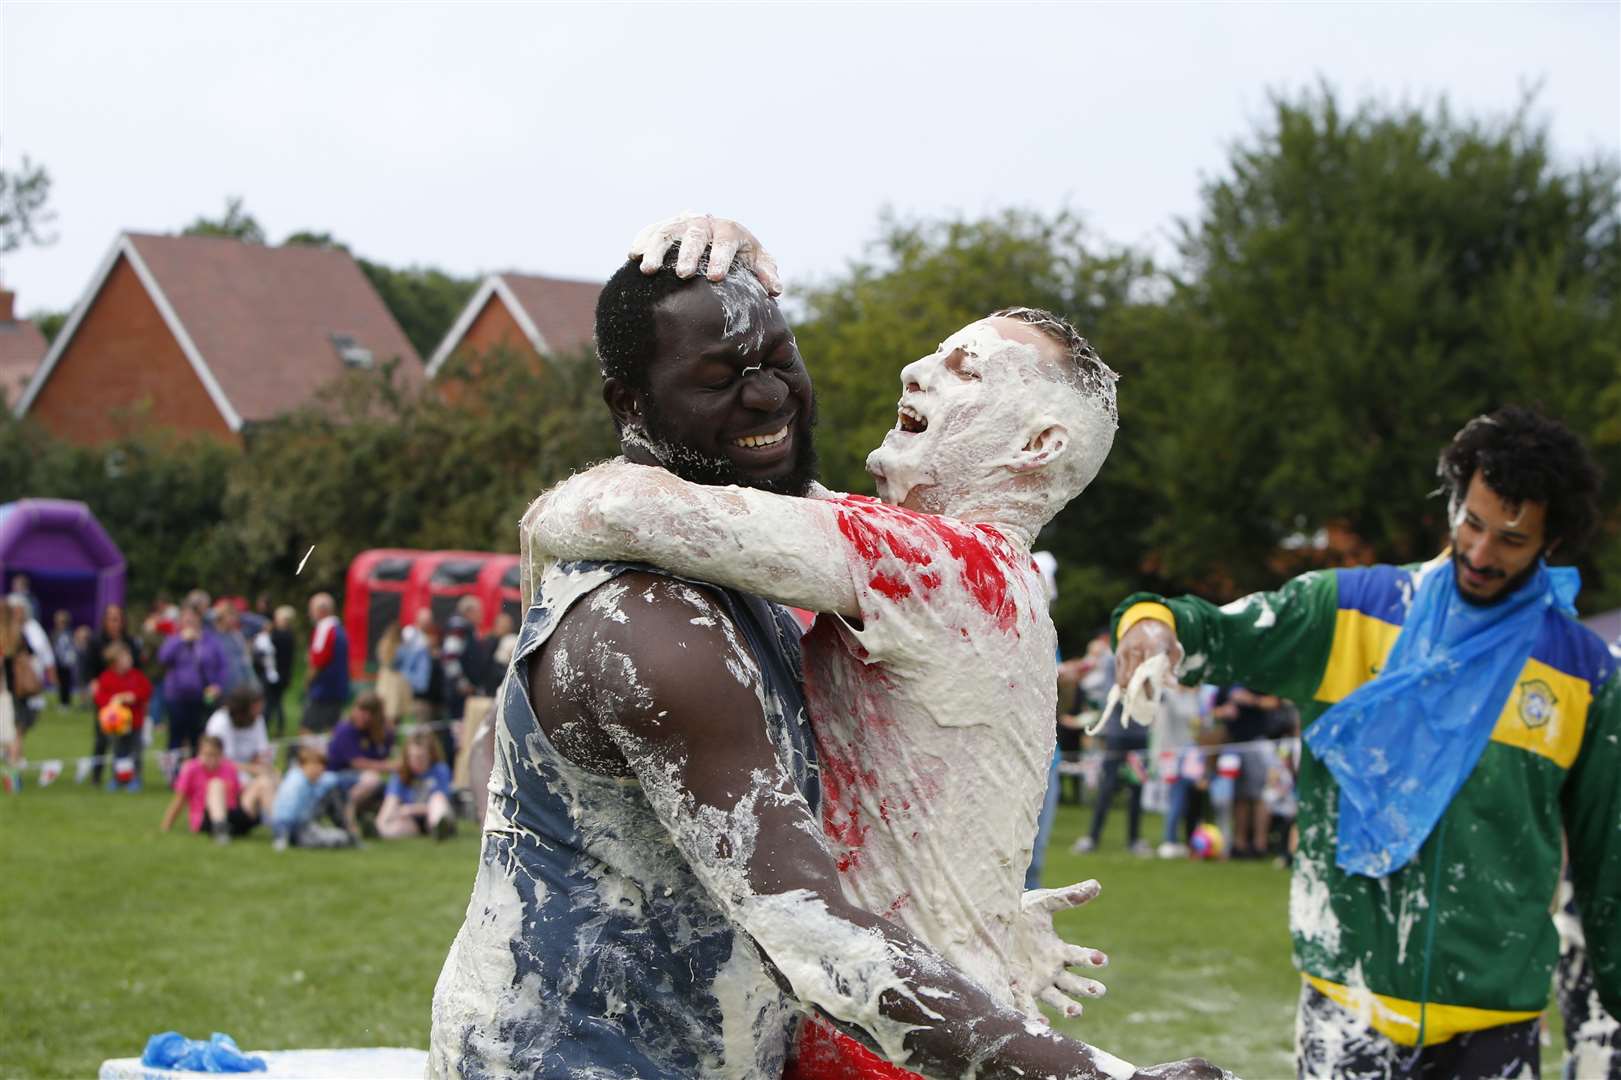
[157,604,228,763]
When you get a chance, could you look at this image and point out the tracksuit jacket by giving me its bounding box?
[1113,560,1621,1046]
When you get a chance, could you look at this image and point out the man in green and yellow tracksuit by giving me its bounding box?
[1113,407,1620,1079]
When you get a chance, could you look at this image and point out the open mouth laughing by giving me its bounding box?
[897,403,928,434]
[732,425,790,449]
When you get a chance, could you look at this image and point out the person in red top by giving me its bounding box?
[303,592,351,733]
[91,642,151,791]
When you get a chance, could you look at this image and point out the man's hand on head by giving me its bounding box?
[629,212,782,295]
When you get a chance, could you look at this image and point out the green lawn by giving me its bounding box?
[0,704,1563,1079]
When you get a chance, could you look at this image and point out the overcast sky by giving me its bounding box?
[2,2,1617,316]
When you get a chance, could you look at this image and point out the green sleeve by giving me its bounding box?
[1564,672,1621,1019]
[1110,570,1340,703]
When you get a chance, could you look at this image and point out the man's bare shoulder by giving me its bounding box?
[531,570,760,773]
[542,571,752,698]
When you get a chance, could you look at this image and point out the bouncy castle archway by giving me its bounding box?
[0,499,126,630]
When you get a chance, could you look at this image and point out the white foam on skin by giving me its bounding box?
[866,321,1118,538]
[522,325,1138,1072]
[1290,813,1343,957]
[1100,652,1172,733]
[712,263,774,355]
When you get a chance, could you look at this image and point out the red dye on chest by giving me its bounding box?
[830,495,1019,632]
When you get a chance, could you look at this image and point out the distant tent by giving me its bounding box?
[0,499,126,630]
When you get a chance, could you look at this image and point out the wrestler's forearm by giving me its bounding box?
[740,891,1130,1080]
[526,463,861,616]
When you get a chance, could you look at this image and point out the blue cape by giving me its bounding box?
[1304,557,1579,878]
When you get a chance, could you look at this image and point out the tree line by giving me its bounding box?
[4,88,1618,647]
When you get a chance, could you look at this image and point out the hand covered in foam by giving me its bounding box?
[1107,618,1185,730]
[1006,879,1108,1020]
[1095,651,1174,735]
[629,211,782,295]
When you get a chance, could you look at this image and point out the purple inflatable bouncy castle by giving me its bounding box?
[0,499,126,630]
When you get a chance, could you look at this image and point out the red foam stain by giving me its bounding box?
[830,495,1021,633]
[786,1020,924,1080]
[869,573,910,601]
[885,891,912,915]
[820,750,878,865]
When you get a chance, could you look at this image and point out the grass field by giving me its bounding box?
[0,703,1565,1078]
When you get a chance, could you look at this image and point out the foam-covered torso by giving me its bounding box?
[807,494,1055,1001]
[429,560,819,1079]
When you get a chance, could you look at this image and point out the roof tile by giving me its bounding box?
[127,233,423,424]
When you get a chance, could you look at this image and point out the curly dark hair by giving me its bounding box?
[595,246,767,394]
[1436,406,1603,555]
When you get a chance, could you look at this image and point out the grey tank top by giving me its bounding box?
[429,560,820,1079]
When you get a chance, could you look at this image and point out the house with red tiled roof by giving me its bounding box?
[424,273,601,383]
[14,233,422,444]
[0,289,49,409]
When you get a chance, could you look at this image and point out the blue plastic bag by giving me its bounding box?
[141,1032,268,1073]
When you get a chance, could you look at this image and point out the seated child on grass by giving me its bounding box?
[160,734,273,843]
[376,729,456,841]
[205,685,276,779]
[269,745,357,850]
[324,692,395,833]
[92,642,151,790]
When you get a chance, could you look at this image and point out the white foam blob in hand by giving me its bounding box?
[1096,652,1171,733]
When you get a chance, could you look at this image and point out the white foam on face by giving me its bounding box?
[712,265,774,355]
[865,320,1118,539]
[513,314,1153,1071]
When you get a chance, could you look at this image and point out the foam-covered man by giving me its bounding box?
[429,219,1221,1079]
[1112,407,1620,1079]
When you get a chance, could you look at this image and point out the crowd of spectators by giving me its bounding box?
[1054,630,1301,866]
[0,573,519,853]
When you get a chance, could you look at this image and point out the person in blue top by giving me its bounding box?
[376,729,454,841]
[269,745,356,851]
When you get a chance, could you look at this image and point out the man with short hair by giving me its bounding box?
[1112,407,1620,1078]
[432,228,1215,1078]
[303,593,349,734]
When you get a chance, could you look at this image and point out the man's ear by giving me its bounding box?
[603,377,642,431]
[1011,423,1069,473]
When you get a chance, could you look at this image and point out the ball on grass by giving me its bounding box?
[1190,822,1226,860]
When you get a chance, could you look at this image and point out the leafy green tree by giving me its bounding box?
[0,155,57,259]
[1139,87,1621,608]
[224,346,616,600]
[0,405,241,602]
[31,309,67,344]
[357,259,478,359]
[182,196,266,243]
